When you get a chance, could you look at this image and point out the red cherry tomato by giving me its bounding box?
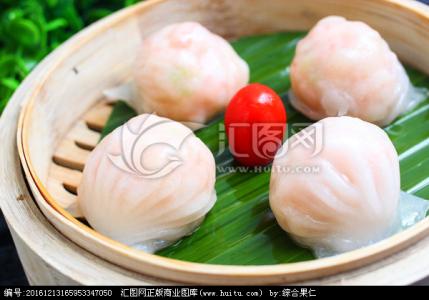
[224,83,287,166]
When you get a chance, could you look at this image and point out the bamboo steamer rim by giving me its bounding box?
[16,0,429,284]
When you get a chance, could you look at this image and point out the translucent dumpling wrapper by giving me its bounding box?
[269,116,429,257]
[77,114,217,253]
[290,16,427,126]
[104,22,249,124]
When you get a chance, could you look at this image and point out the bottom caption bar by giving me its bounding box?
[1,286,427,298]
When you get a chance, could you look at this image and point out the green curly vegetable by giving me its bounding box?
[0,0,141,113]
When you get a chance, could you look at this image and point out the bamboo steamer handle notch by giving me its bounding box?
[2,0,429,285]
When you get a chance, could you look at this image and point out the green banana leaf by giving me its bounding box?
[99,32,429,265]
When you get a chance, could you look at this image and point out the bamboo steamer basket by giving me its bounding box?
[1,0,429,285]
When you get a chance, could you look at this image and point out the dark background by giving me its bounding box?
[0,211,27,285]
[1,0,429,286]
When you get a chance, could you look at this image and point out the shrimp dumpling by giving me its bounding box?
[290,16,423,126]
[133,22,249,124]
[77,114,217,253]
[269,116,400,256]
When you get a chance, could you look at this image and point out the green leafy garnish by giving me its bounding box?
[0,0,142,114]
